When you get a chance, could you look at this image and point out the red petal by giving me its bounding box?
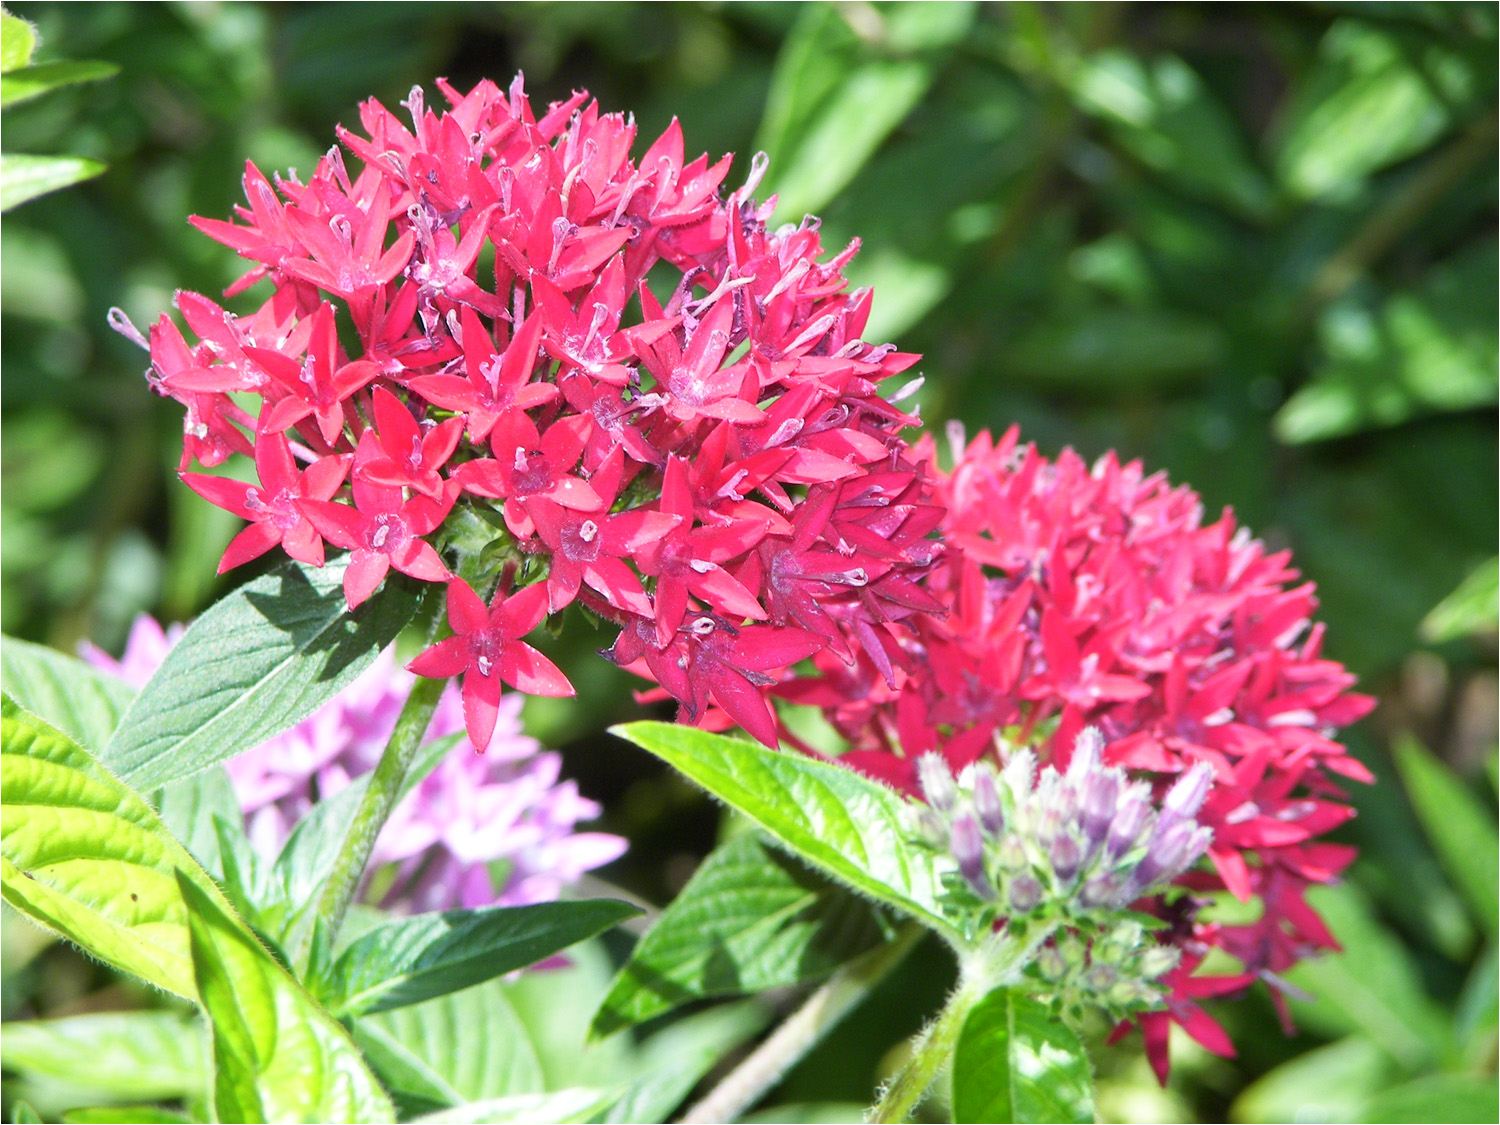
[499,642,575,697]
[408,634,471,679]
[343,550,389,608]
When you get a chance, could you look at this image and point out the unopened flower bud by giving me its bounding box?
[1158,761,1213,834]
[1036,943,1067,981]
[973,767,1005,837]
[1051,833,1082,885]
[1133,820,1198,890]
[1058,931,1088,970]
[1105,786,1151,862]
[1081,771,1120,854]
[997,833,1028,873]
[950,814,992,898]
[1080,871,1124,910]
[1036,806,1062,849]
[1068,726,1105,781]
[916,753,956,813]
[1085,962,1119,991]
[1009,873,1044,914]
[1136,944,1181,980]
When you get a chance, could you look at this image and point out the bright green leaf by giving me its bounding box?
[0,59,118,108]
[61,1109,193,1125]
[0,1011,205,1102]
[325,898,640,1017]
[501,938,634,1091]
[1283,882,1454,1067]
[593,830,886,1037]
[0,154,105,211]
[0,11,36,73]
[153,766,243,882]
[1422,557,1499,642]
[610,723,954,940]
[952,987,1094,1124]
[178,873,394,1125]
[1356,1073,1499,1123]
[356,978,546,1110]
[0,635,134,752]
[1231,1035,1392,1124]
[104,556,418,791]
[1393,734,1499,939]
[411,1089,613,1124]
[0,696,244,1000]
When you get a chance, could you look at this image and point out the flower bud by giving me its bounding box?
[1081,770,1120,855]
[997,833,1029,873]
[1136,944,1181,980]
[1068,726,1105,781]
[1132,820,1197,891]
[1157,761,1213,834]
[1036,943,1067,981]
[1009,873,1044,914]
[1079,871,1124,910]
[1105,785,1151,862]
[1085,962,1119,991]
[972,766,1005,837]
[1051,832,1082,885]
[916,753,956,813]
[950,814,992,898]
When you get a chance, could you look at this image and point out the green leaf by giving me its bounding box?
[1393,734,1499,939]
[0,635,135,752]
[9,1103,41,1125]
[995,307,1225,389]
[0,154,105,211]
[951,988,1094,1124]
[1275,20,1467,198]
[1276,239,1498,443]
[1231,1035,1392,1124]
[0,696,245,1000]
[104,556,418,790]
[411,1090,613,1124]
[501,938,635,1091]
[355,979,546,1110]
[0,1011,205,1102]
[324,898,640,1017]
[1455,941,1498,1059]
[0,59,118,108]
[593,830,887,1037]
[1422,557,1499,642]
[152,766,243,882]
[602,1001,769,1124]
[610,723,953,940]
[178,872,394,1125]
[61,1109,193,1125]
[1283,882,1454,1068]
[1356,1074,1500,1123]
[0,11,36,73]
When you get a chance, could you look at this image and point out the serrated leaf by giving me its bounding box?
[611,723,954,940]
[355,978,545,1108]
[325,898,640,1017]
[0,11,36,73]
[0,1011,205,1102]
[952,988,1094,1124]
[178,872,394,1125]
[1393,734,1499,939]
[412,1089,612,1124]
[0,696,246,1000]
[104,556,418,791]
[593,830,886,1037]
[0,154,105,211]
[0,59,118,108]
[0,635,135,752]
[602,1001,768,1124]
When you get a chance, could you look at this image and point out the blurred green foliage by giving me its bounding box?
[0,3,1495,1122]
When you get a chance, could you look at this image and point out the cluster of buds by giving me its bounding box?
[1034,920,1182,1025]
[915,728,1213,928]
[117,75,942,753]
[786,425,1375,1080]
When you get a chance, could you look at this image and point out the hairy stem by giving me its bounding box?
[679,924,925,1125]
[868,920,1059,1124]
[314,671,447,938]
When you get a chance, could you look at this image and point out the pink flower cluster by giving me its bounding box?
[124,75,939,754]
[85,615,624,912]
[783,425,1375,1081]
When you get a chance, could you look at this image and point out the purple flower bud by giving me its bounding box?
[1085,962,1119,991]
[1080,871,1124,910]
[1105,787,1151,862]
[950,814,993,898]
[1067,726,1104,780]
[916,753,956,813]
[1157,761,1213,835]
[1081,770,1120,855]
[1051,833,1082,884]
[973,768,1005,837]
[1036,806,1062,849]
[1009,873,1044,913]
[1132,820,1197,891]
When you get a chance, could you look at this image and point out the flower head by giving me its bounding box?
[116,74,937,748]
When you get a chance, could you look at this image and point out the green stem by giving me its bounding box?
[678,923,925,1125]
[869,921,1059,1124]
[314,672,448,937]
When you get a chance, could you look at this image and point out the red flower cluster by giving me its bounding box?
[782,424,1375,1081]
[126,76,940,752]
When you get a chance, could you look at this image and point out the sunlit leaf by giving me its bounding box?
[951,987,1094,1124]
[1421,557,1499,642]
[0,59,118,108]
[0,1011,205,1102]
[0,154,104,211]
[0,635,134,752]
